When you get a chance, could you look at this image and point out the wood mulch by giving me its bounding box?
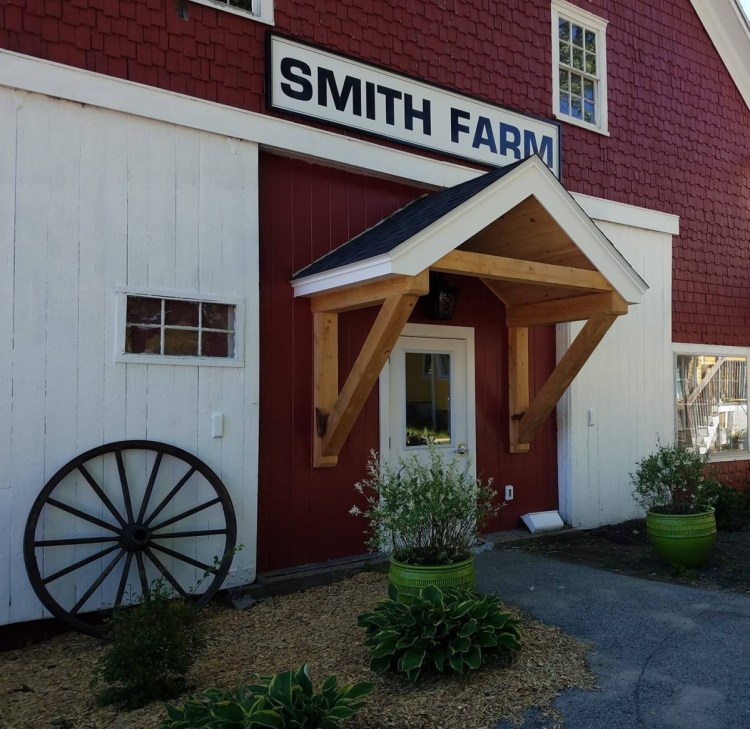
[1,572,595,729]
[510,519,750,594]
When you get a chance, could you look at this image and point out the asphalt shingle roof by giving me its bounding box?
[292,158,527,280]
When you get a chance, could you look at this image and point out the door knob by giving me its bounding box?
[456,443,467,455]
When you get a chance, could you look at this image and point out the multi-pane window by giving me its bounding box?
[125,295,236,360]
[676,354,749,457]
[552,0,608,134]
[189,0,273,24]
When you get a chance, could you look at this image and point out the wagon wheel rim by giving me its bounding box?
[23,440,237,637]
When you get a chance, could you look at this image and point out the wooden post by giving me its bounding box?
[508,327,530,453]
[517,315,617,446]
[321,293,419,459]
[313,312,339,468]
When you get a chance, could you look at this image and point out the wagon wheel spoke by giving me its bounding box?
[115,551,134,607]
[150,542,212,572]
[144,547,189,598]
[149,498,222,532]
[144,466,197,527]
[42,545,121,585]
[46,499,121,534]
[115,449,135,524]
[77,464,127,529]
[136,451,163,524]
[35,536,121,547]
[150,529,227,539]
[135,550,149,597]
[25,440,237,637]
[71,549,125,614]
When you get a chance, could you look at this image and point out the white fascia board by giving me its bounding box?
[2,49,681,237]
[573,193,680,235]
[690,0,750,110]
[0,49,475,191]
[392,156,648,304]
[291,255,394,297]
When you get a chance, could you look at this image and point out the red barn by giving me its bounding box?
[0,0,749,625]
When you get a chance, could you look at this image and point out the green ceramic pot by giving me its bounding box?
[388,556,475,598]
[646,508,717,568]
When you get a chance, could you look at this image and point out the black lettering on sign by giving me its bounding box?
[280,57,313,101]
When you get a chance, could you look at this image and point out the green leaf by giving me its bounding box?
[405,667,421,684]
[370,654,392,673]
[458,618,478,637]
[421,585,444,607]
[321,674,338,693]
[398,648,426,673]
[340,682,374,700]
[452,636,471,653]
[294,664,313,698]
[464,645,482,670]
[448,652,464,673]
[163,704,184,721]
[249,709,285,729]
[475,631,498,648]
[370,639,398,658]
[396,636,416,650]
[213,701,246,723]
[451,601,474,619]
[326,705,357,720]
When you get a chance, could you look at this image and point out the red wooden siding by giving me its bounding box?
[2,0,749,348]
[257,153,558,572]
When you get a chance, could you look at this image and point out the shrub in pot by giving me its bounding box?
[351,440,499,595]
[631,442,719,567]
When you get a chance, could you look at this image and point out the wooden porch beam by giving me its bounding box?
[508,327,530,454]
[319,293,420,462]
[515,315,617,448]
[310,272,429,313]
[506,291,628,327]
[432,250,613,291]
[480,277,511,306]
[313,312,339,468]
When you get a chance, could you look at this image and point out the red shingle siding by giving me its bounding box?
[2,0,749,347]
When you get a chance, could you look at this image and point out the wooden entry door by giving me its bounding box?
[380,324,476,475]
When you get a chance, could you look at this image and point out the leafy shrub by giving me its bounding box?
[631,442,720,515]
[159,664,373,729]
[92,580,207,709]
[703,481,750,530]
[358,585,522,684]
[351,441,499,565]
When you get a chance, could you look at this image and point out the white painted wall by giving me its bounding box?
[0,88,259,625]
[557,221,674,527]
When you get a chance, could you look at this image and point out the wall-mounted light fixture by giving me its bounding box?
[426,274,459,321]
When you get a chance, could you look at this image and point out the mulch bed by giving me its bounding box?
[509,519,750,593]
[1,572,595,729]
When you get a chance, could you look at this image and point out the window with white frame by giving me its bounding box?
[190,0,273,25]
[551,0,608,134]
[117,290,242,365]
[676,353,749,457]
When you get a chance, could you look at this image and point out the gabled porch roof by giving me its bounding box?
[291,156,648,467]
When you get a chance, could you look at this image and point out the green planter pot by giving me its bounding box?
[646,508,717,568]
[388,556,475,598]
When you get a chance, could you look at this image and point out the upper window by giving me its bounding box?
[551,0,608,135]
[190,0,273,25]
[116,289,243,367]
[676,353,749,458]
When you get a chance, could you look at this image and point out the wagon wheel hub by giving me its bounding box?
[121,523,152,551]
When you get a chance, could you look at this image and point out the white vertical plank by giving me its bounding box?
[9,92,52,623]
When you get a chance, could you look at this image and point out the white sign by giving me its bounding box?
[268,35,561,177]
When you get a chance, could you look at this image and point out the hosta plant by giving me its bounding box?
[159,663,373,729]
[358,585,522,684]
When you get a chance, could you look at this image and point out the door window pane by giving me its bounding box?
[404,352,451,446]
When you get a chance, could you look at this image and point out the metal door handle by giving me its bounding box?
[456,443,467,455]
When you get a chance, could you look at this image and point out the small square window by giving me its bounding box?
[552,0,608,135]
[118,290,242,366]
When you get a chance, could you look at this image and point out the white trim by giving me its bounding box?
[690,0,750,111]
[551,0,609,135]
[0,50,679,233]
[190,0,274,25]
[574,193,679,235]
[114,286,245,367]
[293,156,649,304]
[291,257,394,298]
[379,323,476,472]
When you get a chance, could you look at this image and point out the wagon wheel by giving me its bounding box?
[24,440,237,637]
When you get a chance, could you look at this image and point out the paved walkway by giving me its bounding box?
[474,549,750,729]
